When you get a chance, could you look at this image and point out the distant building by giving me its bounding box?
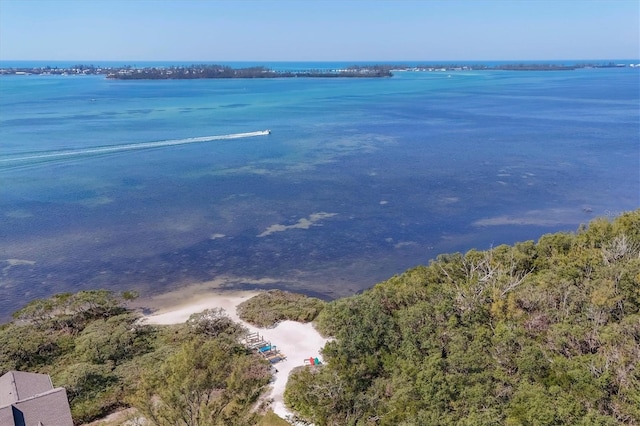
[0,371,73,426]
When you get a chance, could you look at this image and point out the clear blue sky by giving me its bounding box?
[0,0,638,61]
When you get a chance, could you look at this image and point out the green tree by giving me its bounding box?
[132,338,271,426]
[187,308,247,341]
[74,313,154,364]
[286,212,640,425]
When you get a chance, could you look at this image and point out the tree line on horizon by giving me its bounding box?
[4,61,631,77]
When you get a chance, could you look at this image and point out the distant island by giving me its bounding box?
[0,64,393,79]
[0,62,636,79]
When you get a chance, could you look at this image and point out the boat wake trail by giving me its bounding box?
[0,130,271,165]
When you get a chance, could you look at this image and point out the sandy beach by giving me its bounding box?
[142,289,329,421]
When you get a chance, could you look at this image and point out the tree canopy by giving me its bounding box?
[236,290,326,328]
[0,290,273,424]
[285,211,640,425]
[2,211,638,425]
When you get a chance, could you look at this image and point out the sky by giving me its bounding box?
[0,0,638,61]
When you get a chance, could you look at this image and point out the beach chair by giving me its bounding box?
[244,332,262,345]
[258,344,275,353]
[304,357,322,366]
[265,351,286,363]
[248,339,269,350]
[244,336,260,347]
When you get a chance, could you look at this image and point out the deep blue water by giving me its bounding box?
[0,66,638,320]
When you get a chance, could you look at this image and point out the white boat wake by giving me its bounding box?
[0,130,270,164]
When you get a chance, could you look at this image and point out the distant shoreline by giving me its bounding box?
[0,64,393,79]
[1,61,637,79]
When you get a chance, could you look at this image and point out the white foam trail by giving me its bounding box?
[0,130,270,163]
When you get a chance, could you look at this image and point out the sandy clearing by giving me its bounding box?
[142,290,328,422]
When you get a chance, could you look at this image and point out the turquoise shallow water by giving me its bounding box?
[0,66,638,320]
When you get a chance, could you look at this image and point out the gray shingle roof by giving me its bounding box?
[0,371,53,406]
[0,371,73,426]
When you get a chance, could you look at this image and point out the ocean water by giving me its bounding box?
[1,66,638,320]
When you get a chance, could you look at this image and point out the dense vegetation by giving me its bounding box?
[0,292,275,425]
[237,290,326,328]
[2,211,638,425]
[285,211,640,425]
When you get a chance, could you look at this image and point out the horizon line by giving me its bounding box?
[2,58,639,63]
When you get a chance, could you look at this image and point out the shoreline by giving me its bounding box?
[1,61,637,78]
[130,275,336,317]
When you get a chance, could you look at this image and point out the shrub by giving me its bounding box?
[237,290,326,328]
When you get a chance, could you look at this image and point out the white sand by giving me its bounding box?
[143,290,329,421]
